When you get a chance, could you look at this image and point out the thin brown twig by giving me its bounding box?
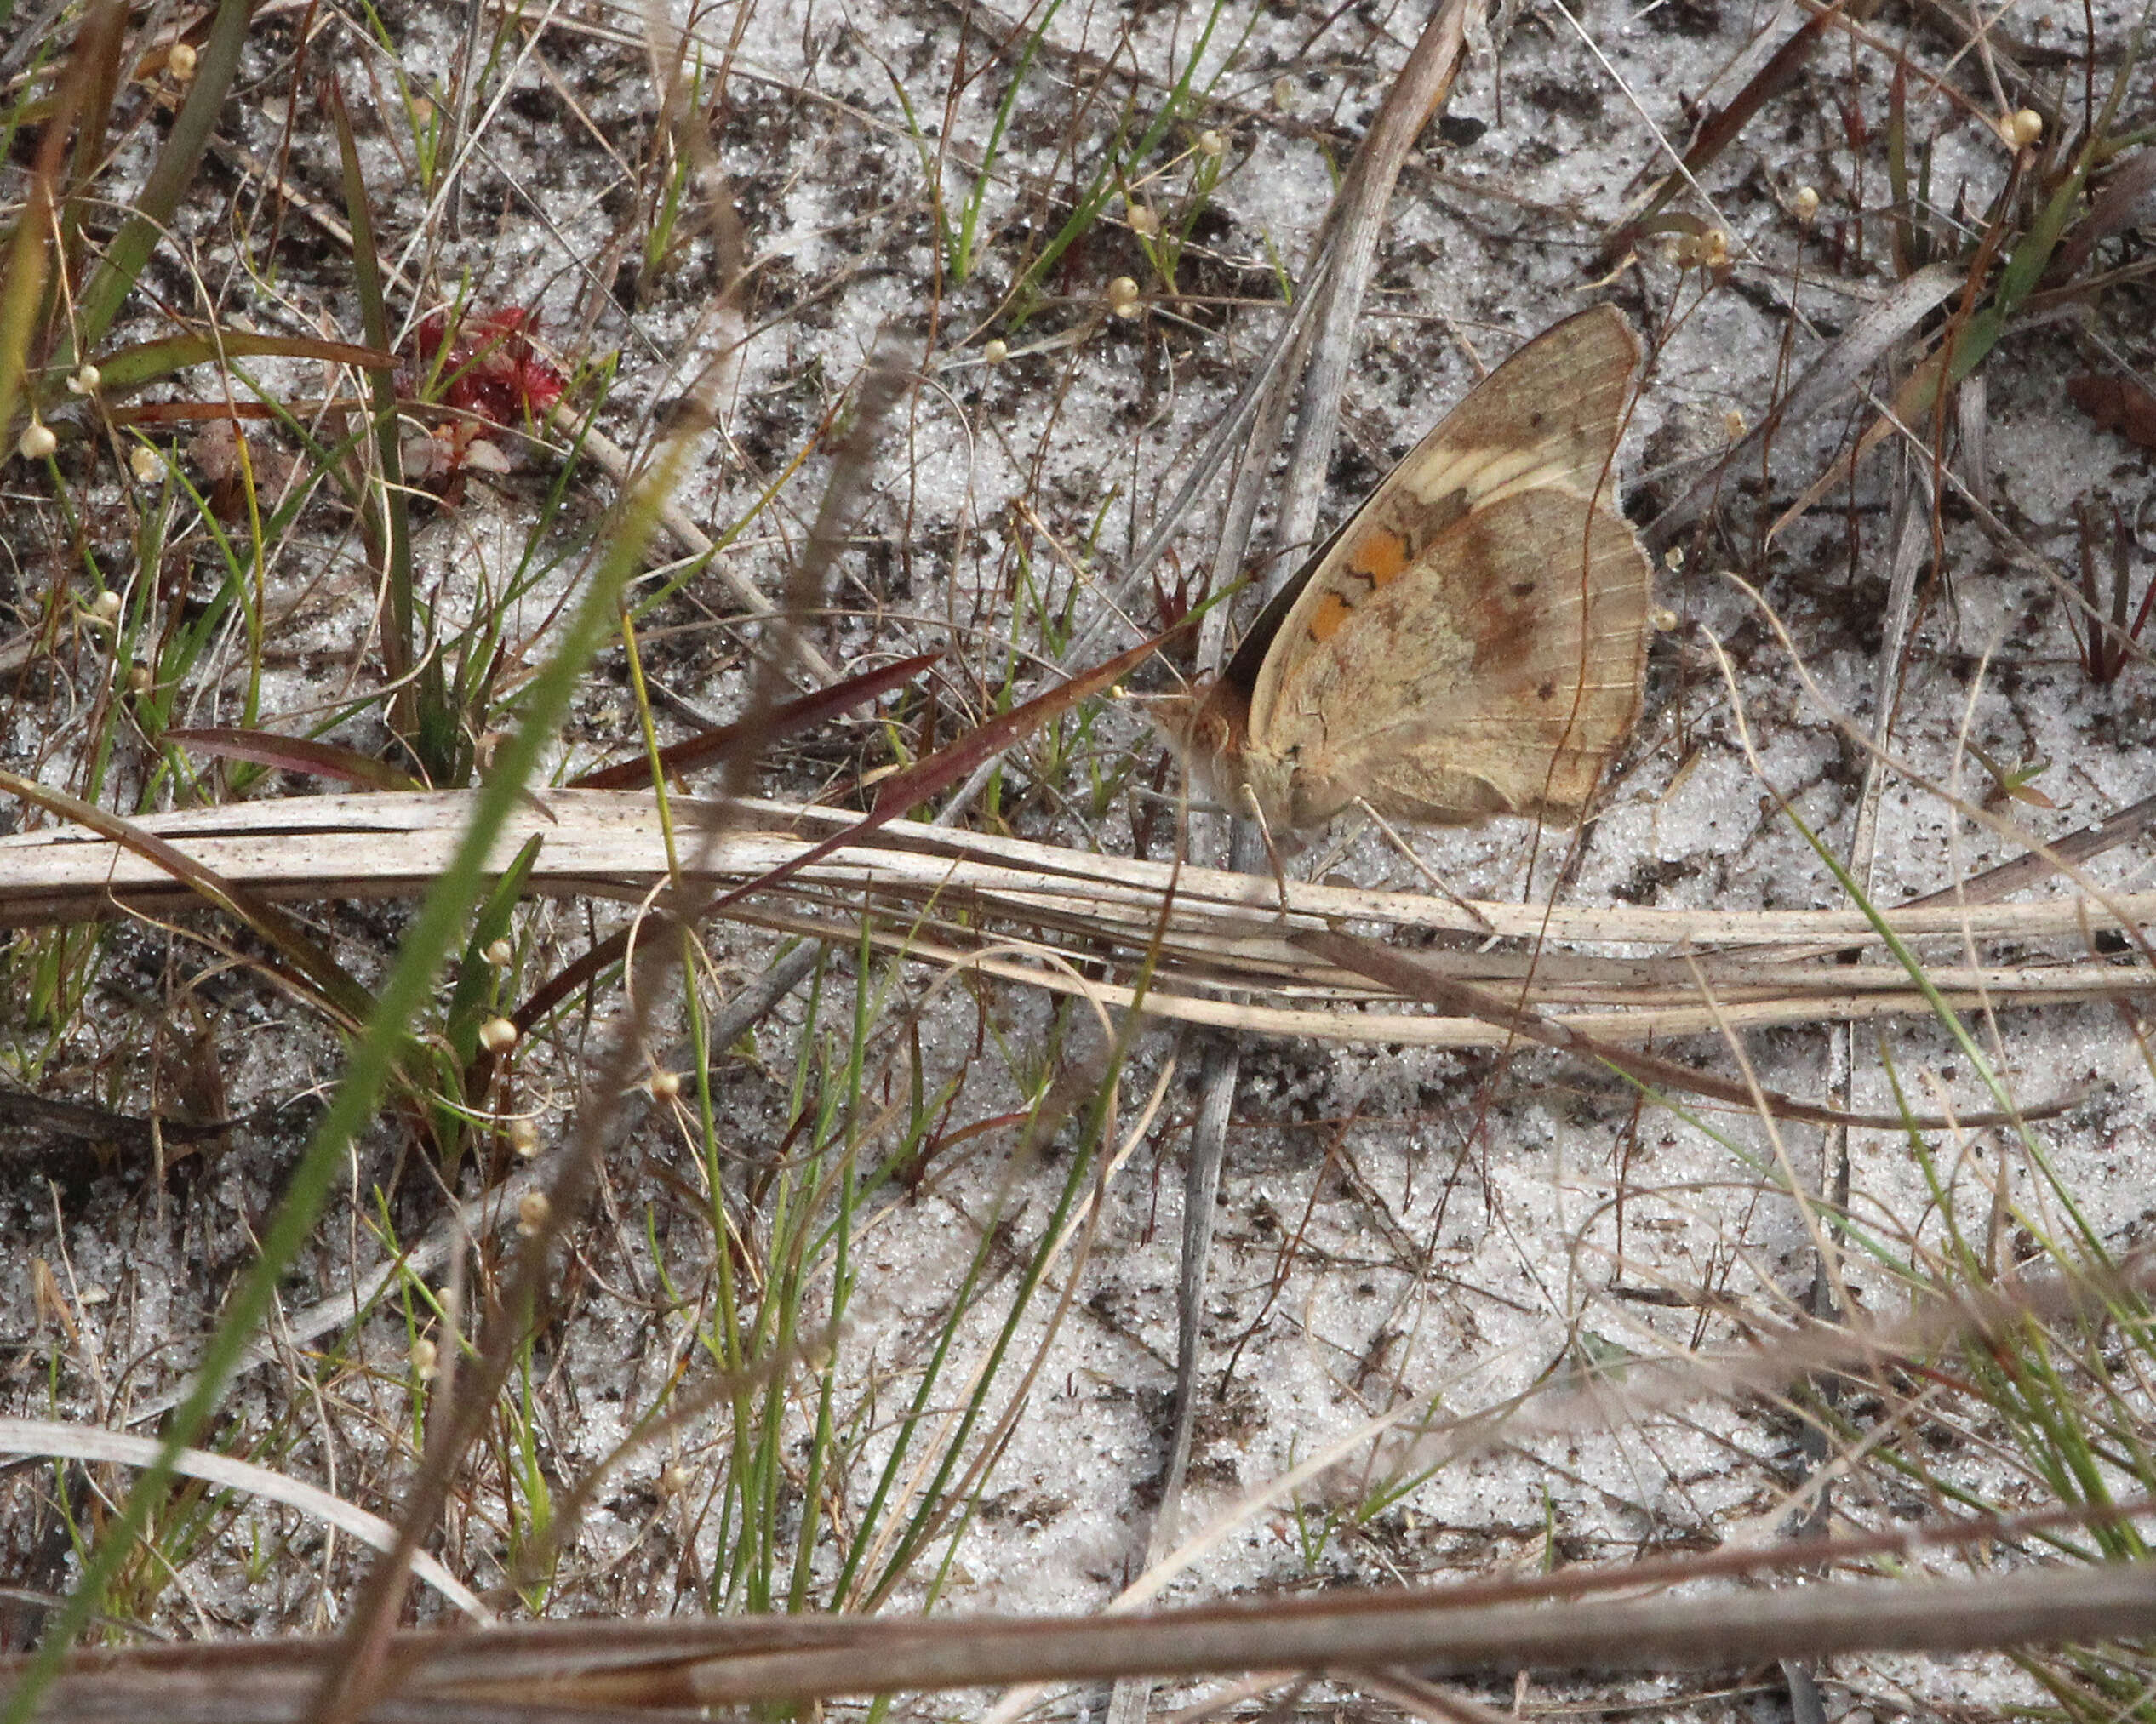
[14,1499,2156,1712]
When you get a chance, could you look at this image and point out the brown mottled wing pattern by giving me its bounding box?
[1244,305,1651,826]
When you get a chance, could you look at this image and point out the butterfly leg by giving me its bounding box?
[1238,785,1295,920]
[1353,796,1496,933]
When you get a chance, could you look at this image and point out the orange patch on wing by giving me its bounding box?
[1307,591,1353,642]
[1348,528,1410,586]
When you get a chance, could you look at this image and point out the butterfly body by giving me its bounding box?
[1155,306,1655,832]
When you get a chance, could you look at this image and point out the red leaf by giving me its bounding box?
[569,652,942,791]
[706,627,1182,916]
[167,728,424,791]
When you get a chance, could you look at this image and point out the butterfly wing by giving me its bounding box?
[1243,305,1652,826]
[1262,488,1650,824]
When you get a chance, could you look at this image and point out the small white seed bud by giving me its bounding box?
[982,337,1008,363]
[68,365,100,395]
[659,1463,693,1497]
[1724,408,1747,442]
[2000,109,2043,147]
[507,1116,539,1157]
[1272,76,1295,111]
[167,42,197,79]
[1791,185,1820,223]
[649,1069,682,1102]
[1105,276,1141,319]
[516,1190,551,1236]
[1197,128,1225,157]
[127,663,152,694]
[409,1337,437,1379]
[88,590,121,625]
[483,937,512,968]
[478,1016,518,1053]
[1127,203,1159,237]
[129,444,162,483]
[18,421,56,460]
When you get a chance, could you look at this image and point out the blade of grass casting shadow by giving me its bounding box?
[1643,262,1962,553]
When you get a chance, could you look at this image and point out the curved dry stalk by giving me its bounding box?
[1111,10,1495,1721]
[0,786,2144,1053]
[1643,261,1965,552]
[0,1419,488,1621]
[9,1514,2155,1715]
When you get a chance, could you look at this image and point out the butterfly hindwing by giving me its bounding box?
[1270,488,1651,824]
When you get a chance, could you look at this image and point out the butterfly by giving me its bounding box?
[1151,305,1655,833]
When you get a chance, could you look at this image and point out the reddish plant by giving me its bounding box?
[408,305,564,425]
